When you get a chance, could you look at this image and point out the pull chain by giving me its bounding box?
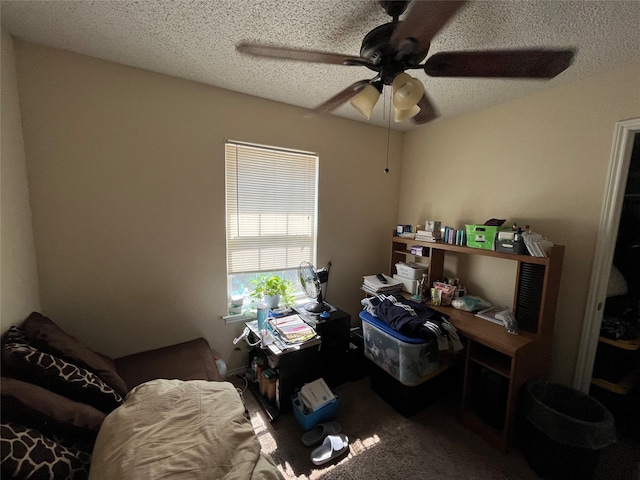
[385,87,391,173]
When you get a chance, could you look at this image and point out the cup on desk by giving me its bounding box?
[257,303,270,332]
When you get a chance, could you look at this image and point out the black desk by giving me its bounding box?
[247,307,350,420]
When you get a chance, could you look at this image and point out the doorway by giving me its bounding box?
[574,118,640,442]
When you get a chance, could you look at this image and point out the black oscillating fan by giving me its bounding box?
[298,261,330,314]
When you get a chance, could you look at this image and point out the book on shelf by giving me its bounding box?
[416,230,442,238]
[271,314,316,342]
[415,235,439,242]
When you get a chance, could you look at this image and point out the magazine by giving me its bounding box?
[271,314,316,342]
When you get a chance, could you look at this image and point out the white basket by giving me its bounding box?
[395,262,427,280]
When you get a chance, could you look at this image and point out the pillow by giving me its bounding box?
[0,422,91,480]
[2,327,123,413]
[22,312,128,396]
[1,377,106,451]
[606,265,628,298]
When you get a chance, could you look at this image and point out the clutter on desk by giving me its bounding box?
[392,262,427,296]
[500,307,519,335]
[475,306,508,326]
[474,306,520,335]
[395,261,428,279]
[430,282,456,306]
[360,294,463,353]
[451,295,491,312]
[271,314,316,342]
[362,274,402,295]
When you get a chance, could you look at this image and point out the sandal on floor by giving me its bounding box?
[301,421,341,447]
[310,433,349,466]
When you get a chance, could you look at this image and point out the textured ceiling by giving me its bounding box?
[2,0,639,131]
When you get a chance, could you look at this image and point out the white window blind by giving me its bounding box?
[225,141,318,276]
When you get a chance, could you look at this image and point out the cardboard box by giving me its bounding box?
[465,224,508,250]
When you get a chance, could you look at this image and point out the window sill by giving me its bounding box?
[222,313,256,325]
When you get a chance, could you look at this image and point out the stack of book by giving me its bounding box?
[271,314,317,343]
[415,229,442,242]
[362,274,402,295]
[415,220,442,242]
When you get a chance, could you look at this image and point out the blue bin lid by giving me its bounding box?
[359,310,427,344]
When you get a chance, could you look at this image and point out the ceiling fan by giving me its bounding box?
[236,0,575,125]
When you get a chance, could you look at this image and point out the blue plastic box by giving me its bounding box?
[291,393,340,431]
[360,311,440,386]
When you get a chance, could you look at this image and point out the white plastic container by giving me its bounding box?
[395,261,428,280]
[361,314,440,386]
[392,274,419,294]
[214,356,227,379]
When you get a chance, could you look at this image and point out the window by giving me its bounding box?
[225,141,319,312]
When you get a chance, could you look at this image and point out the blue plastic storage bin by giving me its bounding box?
[359,311,440,386]
[291,393,340,431]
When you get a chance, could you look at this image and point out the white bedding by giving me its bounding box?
[88,379,283,480]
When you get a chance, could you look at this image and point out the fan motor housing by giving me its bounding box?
[360,23,429,84]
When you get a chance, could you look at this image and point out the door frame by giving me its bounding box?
[574,117,640,392]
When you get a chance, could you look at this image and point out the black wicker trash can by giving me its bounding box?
[518,380,616,480]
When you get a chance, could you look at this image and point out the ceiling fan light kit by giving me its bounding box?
[349,84,382,120]
[392,73,424,110]
[236,0,575,126]
[395,104,421,123]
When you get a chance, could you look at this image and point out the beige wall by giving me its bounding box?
[9,37,640,383]
[400,64,640,384]
[11,40,403,372]
[1,31,41,329]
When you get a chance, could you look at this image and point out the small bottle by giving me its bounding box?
[419,273,429,302]
[214,356,227,379]
[241,288,251,313]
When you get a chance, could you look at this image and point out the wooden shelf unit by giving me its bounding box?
[389,234,564,452]
[591,334,640,395]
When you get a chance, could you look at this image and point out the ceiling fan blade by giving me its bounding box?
[313,80,372,115]
[390,1,467,56]
[412,92,439,125]
[424,50,576,78]
[237,43,370,66]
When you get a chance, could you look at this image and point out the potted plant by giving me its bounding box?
[249,275,295,308]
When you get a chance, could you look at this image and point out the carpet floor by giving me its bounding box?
[237,375,545,480]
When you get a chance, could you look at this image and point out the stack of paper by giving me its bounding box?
[271,314,316,343]
[362,274,402,295]
[522,231,553,257]
[300,378,336,412]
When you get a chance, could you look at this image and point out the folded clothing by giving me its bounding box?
[361,294,463,351]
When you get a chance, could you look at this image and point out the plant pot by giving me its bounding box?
[263,295,280,309]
